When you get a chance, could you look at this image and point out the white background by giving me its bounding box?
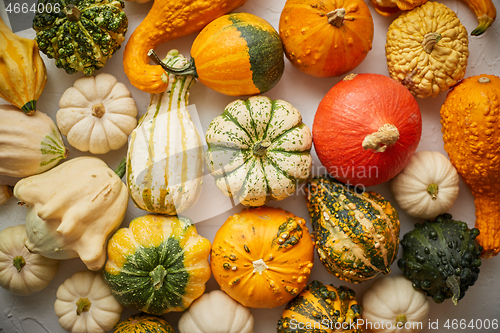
[1,0,499,332]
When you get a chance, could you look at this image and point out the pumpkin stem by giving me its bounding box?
[362,124,399,153]
[326,8,346,28]
[75,298,91,315]
[478,77,490,84]
[13,256,26,273]
[148,49,197,77]
[253,140,272,157]
[446,275,461,305]
[422,32,442,54]
[92,104,105,118]
[396,314,407,327]
[427,183,439,200]
[252,258,268,274]
[150,265,168,290]
[114,157,127,179]
[64,4,81,21]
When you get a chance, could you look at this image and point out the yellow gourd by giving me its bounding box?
[440,74,500,258]
[0,17,47,115]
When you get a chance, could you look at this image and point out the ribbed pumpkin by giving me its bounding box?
[103,214,212,315]
[211,207,315,308]
[0,17,46,115]
[313,73,422,187]
[205,95,312,207]
[277,280,362,333]
[440,74,500,258]
[113,313,175,333]
[152,12,284,96]
[279,0,374,78]
[306,175,400,283]
[127,50,203,215]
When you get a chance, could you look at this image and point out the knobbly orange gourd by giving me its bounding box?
[279,0,374,78]
[440,74,500,258]
[123,0,247,93]
[211,207,314,308]
[0,17,46,115]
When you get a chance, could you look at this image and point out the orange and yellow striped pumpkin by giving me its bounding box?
[0,17,46,115]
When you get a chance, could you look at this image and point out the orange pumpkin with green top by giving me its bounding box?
[151,12,285,96]
[103,215,211,315]
[211,206,314,308]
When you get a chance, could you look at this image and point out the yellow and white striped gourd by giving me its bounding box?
[126,50,203,215]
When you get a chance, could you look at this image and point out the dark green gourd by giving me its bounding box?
[398,213,483,304]
[33,0,128,75]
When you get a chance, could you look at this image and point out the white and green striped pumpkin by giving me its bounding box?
[306,175,401,283]
[126,49,203,215]
[205,96,312,206]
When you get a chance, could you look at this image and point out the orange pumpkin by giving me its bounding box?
[211,207,314,308]
[279,0,374,78]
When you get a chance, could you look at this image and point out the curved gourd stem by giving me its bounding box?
[114,157,127,179]
[148,49,197,77]
[327,8,346,28]
[474,196,500,258]
[422,32,442,54]
[362,124,399,153]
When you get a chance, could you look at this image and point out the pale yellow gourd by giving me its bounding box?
[57,73,138,154]
[55,271,123,333]
[0,104,68,178]
[385,2,469,98]
[178,290,254,333]
[0,225,59,296]
[13,156,128,271]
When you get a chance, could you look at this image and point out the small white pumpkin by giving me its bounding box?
[55,271,123,333]
[0,185,13,205]
[178,290,254,333]
[390,151,459,219]
[57,73,138,154]
[0,224,59,296]
[362,275,430,333]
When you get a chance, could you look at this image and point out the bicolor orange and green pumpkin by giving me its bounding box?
[103,215,211,315]
[113,313,175,333]
[152,12,285,96]
[0,17,46,115]
[277,280,362,333]
[306,175,400,283]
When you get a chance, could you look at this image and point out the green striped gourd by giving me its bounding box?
[126,49,203,215]
[113,313,175,333]
[0,105,67,177]
[306,175,400,283]
[205,96,312,206]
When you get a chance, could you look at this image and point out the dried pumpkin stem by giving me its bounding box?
[64,4,81,21]
[13,256,26,272]
[253,140,272,157]
[427,183,439,200]
[150,265,167,290]
[76,297,91,315]
[92,104,105,118]
[446,275,461,305]
[252,258,268,274]
[362,124,399,153]
[148,49,197,77]
[326,8,346,28]
[478,77,490,84]
[422,32,442,54]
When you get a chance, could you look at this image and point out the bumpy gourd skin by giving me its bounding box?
[440,74,500,258]
[385,2,469,98]
[398,214,482,305]
[33,0,128,75]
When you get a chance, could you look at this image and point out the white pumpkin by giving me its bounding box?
[178,290,254,333]
[0,185,13,205]
[0,224,59,296]
[362,276,430,333]
[205,96,312,206]
[57,73,138,154]
[390,151,459,219]
[55,271,123,333]
[127,50,204,215]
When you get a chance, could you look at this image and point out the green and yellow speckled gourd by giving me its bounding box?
[113,313,175,333]
[277,280,362,333]
[126,50,203,215]
[306,175,400,283]
[103,214,211,315]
